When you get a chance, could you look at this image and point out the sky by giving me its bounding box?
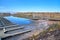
[0,0,60,12]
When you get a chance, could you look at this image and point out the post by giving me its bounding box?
[0,28,4,38]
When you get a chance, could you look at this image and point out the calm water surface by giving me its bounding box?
[4,16,32,25]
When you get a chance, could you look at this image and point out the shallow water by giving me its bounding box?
[4,16,32,25]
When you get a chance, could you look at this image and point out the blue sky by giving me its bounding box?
[0,0,60,12]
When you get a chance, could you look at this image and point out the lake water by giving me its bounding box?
[4,16,32,25]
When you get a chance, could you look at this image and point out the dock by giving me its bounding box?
[0,17,32,40]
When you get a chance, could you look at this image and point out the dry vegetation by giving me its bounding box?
[12,12,60,19]
[24,24,60,40]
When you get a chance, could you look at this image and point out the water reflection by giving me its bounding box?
[4,16,32,25]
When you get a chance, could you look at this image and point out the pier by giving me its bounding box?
[0,17,32,40]
[0,16,59,40]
